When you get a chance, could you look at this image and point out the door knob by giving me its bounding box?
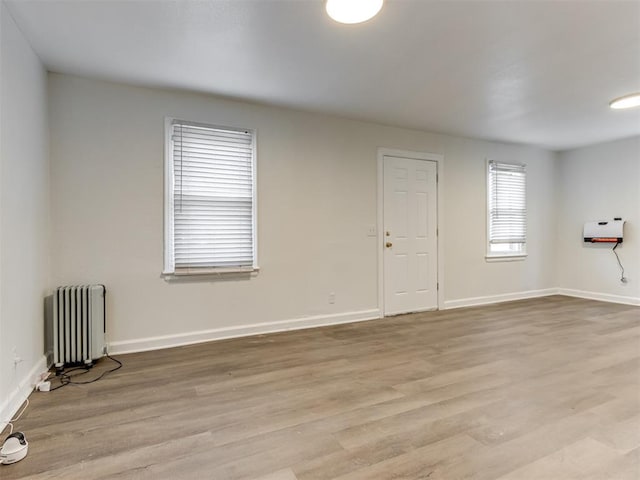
[386,242,393,248]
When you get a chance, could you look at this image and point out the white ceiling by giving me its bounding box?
[5,0,640,151]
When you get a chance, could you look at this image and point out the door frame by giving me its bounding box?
[377,148,445,316]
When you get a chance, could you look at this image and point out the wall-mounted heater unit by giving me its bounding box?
[50,285,106,369]
[583,218,625,243]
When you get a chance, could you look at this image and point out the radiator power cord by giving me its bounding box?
[49,354,122,391]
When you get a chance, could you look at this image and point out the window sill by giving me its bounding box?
[162,266,260,281]
[485,254,527,263]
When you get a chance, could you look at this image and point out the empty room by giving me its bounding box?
[1,0,639,478]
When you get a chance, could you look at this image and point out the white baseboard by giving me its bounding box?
[557,288,640,306]
[108,308,382,355]
[443,288,559,310]
[0,355,46,431]
[444,287,640,309]
[108,289,638,356]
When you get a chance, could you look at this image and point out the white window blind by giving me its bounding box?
[165,120,256,274]
[487,161,526,256]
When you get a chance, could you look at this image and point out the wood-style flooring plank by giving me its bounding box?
[1,295,638,479]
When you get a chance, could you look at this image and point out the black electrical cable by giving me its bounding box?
[49,355,122,391]
[612,242,627,283]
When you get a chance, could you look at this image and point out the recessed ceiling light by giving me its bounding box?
[609,93,640,109]
[325,0,384,24]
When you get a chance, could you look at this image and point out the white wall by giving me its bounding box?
[48,74,558,353]
[0,2,50,425]
[557,136,640,303]
[442,136,557,306]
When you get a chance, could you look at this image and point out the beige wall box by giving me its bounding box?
[583,219,625,243]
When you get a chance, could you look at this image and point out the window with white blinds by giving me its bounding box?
[164,119,257,274]
[487,160,527,258]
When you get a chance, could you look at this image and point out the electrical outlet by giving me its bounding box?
[366,225,377,237]
[12,348,23,368]
[329,292,336,304]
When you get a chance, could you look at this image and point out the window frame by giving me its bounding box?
[486,159,527,262]
[163,117,258,277]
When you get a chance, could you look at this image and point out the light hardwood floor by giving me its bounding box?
[2,296,639,479]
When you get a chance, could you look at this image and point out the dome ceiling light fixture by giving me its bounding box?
[609,92,640,109]
[325,0,384,24]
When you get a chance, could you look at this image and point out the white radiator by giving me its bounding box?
[52,285,106,368]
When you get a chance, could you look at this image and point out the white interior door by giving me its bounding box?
[383,156,438,315]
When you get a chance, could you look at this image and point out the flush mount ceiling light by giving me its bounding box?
[609,92,640,109]
[325,0,384,24]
